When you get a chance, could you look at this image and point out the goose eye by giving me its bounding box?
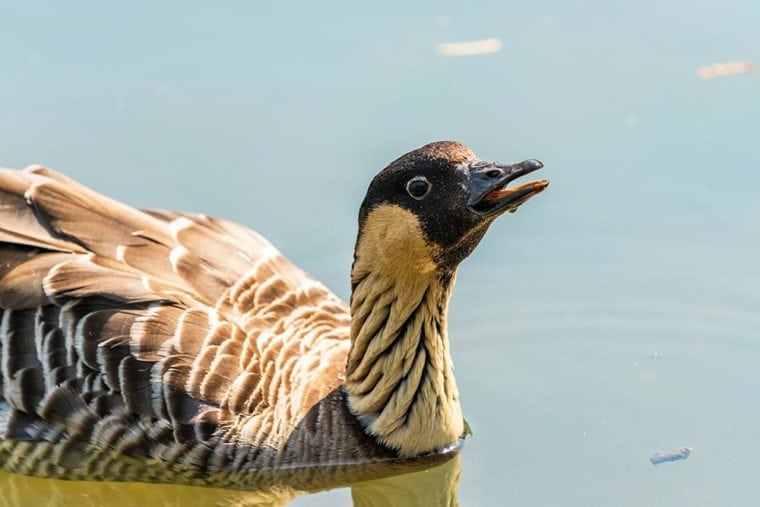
[406,177,431,200]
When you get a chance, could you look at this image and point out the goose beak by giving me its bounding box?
[466,159,548,217]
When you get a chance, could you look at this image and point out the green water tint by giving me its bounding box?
[0,452,462,506]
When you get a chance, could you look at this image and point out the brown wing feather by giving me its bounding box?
[0,165,354,482]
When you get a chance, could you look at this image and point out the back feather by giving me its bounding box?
[0,165,369,485]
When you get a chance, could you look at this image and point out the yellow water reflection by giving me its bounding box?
[0,453,461,507]
[350,453,461,507]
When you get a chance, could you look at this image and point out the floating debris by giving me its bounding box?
[436,38,503,57]
[697,61,756,80]
[650,447,693,465]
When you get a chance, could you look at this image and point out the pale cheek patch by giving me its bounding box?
[356,205,439,275]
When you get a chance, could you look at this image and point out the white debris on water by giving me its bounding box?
[436,38,503,57]
[697,61,756,79]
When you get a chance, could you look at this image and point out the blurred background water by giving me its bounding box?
[1,0,759,505]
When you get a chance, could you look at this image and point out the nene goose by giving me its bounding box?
[0,141,547,489]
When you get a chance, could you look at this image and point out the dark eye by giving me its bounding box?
[406,176,431,200]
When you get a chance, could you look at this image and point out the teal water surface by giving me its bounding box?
[1,1,760,505]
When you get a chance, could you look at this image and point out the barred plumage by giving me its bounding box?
[0,165,407,488]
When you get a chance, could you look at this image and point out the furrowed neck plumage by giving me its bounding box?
[345,204,464,456]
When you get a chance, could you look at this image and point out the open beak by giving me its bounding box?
[466,159,548,217]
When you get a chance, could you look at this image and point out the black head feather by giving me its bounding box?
[358,141,489,270]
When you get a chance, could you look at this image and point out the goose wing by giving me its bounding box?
[0,166,351,478]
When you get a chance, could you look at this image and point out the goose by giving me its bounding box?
[0,141,547,490]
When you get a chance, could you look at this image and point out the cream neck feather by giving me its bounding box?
[345,205,464,456]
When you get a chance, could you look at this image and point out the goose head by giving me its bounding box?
[354,141,548,275]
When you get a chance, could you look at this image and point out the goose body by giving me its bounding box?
[0,142,547,489]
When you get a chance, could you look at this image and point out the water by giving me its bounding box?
[1,0,759,505]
